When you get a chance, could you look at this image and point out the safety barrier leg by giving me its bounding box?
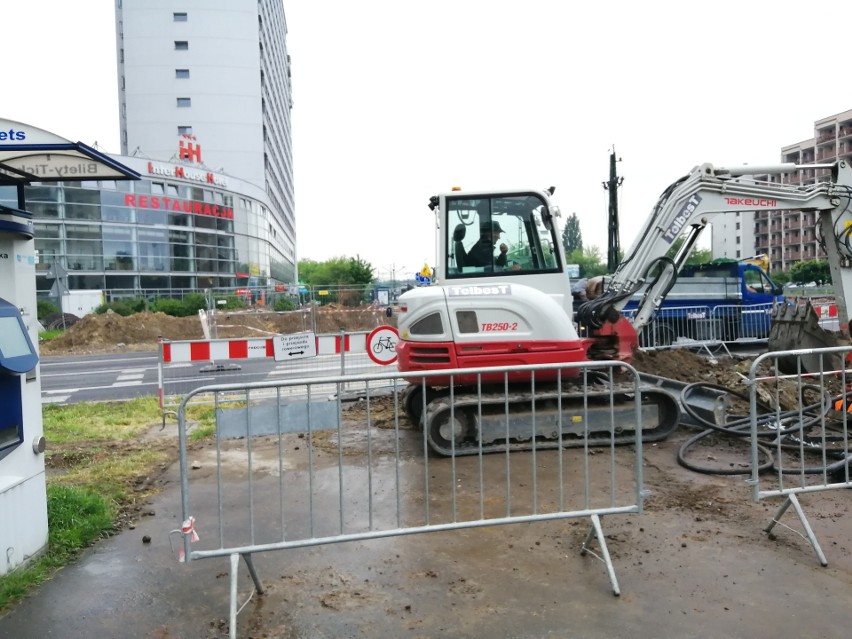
[764,494,828,567]
[580,514,620,597]
[228,552,265,639]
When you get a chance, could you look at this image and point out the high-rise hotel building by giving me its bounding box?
[0,0,296,300]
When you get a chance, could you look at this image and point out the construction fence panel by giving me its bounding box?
[623,305,718,350]
[623,303,776,353]
[747,345,852,566]
[173,361,648,638]
[709,303,774,342]
[158,330,385,412]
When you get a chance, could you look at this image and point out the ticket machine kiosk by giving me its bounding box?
[0,117,139,575]
[0,203,47,576]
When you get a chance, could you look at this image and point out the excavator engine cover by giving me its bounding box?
[768,299,842,374]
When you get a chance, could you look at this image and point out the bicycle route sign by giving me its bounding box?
[272,331,317,361]
[366,326,399,365]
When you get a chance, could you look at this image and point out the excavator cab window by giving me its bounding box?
[445,194,561,278]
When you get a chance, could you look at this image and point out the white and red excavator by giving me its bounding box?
[395,160,852,455]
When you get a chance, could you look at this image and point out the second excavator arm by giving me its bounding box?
[576,161,852,337]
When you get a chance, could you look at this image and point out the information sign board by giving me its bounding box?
[272,331,317,361]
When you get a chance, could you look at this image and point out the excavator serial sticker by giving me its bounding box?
[481,322,518,331]
[448,284,510,296]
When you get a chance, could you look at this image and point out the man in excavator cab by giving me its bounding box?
[465,220,509,269]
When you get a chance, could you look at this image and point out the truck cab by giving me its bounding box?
[623,261,784,345]
[680,261,782,301]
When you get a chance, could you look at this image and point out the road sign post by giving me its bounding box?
[366,326,399,365]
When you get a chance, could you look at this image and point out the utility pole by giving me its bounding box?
[602,147,624,273]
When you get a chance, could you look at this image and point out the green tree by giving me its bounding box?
[665,237,712,266]
[562,212,583,255]
[789,259,831,285]
[298,255,375,286]
[770,269,790,286]
[567,246,608,278]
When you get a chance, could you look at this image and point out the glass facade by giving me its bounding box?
[0,160,296,301]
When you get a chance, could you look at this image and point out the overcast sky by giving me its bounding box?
[6,1,852,282]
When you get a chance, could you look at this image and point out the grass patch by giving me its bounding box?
[186,404,217,440]
[38,329,64,342]
[0,396,216,615]
[43,396,163,443]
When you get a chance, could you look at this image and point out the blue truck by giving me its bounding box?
[621,260,784,346]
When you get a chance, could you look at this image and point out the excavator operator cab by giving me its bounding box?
[445,193,562,278]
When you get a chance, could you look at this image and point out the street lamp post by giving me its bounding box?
[389,263,405,300]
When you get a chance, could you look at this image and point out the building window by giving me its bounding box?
[176,69,190,79]
[178,126,193,135]
[175,41,189,51]
[174,12,188,21]
[177,98,191,108]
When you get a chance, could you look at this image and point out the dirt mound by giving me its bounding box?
[632,348,747,386]
[40,307,397,355]
[213,307,394,338]
[40,311,204,355]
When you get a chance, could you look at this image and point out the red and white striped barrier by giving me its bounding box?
[160,333,370,363]
[813,304,838,319]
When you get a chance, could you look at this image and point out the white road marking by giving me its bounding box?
[116,370,145,383]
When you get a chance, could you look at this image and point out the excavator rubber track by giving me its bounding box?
[418,381,681,457]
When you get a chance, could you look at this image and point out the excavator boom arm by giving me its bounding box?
[578,161,852,334]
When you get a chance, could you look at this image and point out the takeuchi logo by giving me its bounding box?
[723,197,777,207]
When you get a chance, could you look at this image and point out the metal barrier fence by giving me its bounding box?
[158,331,390,411]
[624,302,840,351]
[173,361,649,638]
[746,346,852,566]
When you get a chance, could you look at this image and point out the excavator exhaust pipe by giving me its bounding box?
[768,299,843,375]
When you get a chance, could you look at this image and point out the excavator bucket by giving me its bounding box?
[768,299,843,374]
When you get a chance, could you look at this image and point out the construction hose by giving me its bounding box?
[675,381,842,476]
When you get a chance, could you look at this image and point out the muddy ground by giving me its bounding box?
[23,310,851,637]
[11,392,852,639]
